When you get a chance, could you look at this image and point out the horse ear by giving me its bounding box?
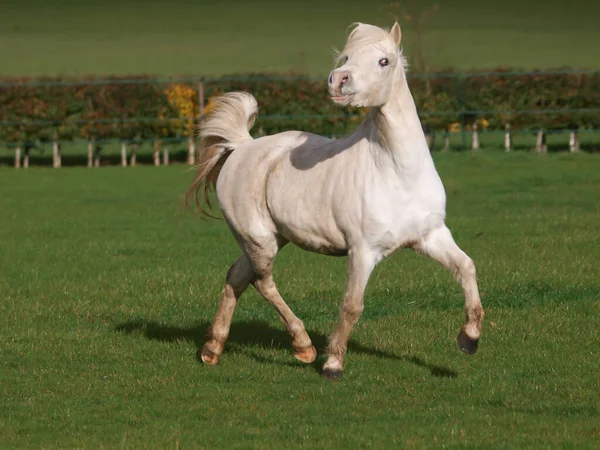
[389,22,402,47]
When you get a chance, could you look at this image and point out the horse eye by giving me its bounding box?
[344,56,348,63]
[379,58,389,67]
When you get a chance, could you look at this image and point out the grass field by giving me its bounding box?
[1,0,600,76]
[1,152,599,448]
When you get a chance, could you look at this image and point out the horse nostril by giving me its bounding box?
[328,73,333,84]
[341,73,349,85]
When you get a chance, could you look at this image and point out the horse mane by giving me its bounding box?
[334,23,408,70]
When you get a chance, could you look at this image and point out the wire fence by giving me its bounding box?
[2,68,598,87]
[2,69,599,166]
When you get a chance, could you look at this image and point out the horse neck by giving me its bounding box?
[366,69,431,172]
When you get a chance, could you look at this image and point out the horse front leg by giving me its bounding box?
[322,247,378,380]
[417,225,484,354]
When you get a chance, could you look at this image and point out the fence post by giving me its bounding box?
[569,131,580,152]
[87,140,94,167]
[15,146,21,168]
[94,144,101,167]
[472,122,480,150]
[23,147,29,168]
[187,136,196,165]
[504,124,511,152]
[52,130,61,168]
[162,144,169,165]
[120,140,128,167]
[130,143,137,166]
[153,140,160,166]
[535,130,547,153]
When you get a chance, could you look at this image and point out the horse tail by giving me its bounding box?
[184,92,258,218]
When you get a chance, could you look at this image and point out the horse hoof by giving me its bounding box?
[321,368,343,381]
[457,329,479,355]
[200,347,220,365]
[294,345,317,364]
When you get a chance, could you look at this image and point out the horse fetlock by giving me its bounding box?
[468,305,485,327]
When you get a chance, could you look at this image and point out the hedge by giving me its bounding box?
[1,68,599,146]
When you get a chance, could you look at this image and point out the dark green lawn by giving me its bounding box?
[1,0,599,76]
[1,152,599,448]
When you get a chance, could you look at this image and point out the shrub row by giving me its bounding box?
[1,68,598,145]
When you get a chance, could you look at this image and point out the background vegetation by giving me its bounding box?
[2,70,598,146]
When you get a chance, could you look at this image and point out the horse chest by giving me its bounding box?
[361,173,446,253]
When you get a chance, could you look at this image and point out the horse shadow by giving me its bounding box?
[114,319,457,378]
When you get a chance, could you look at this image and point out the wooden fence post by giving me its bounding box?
[120,141,128,167]
[14,147,21,168]
[94,144,101,167]
[87,140,94,167]
[23,147,29,168]
[162,145,169,165]
[504,123,511,152]
[535,130,547,153]
[52,131,61,168]
[153,140,160,166]
[472,123,480,150]
[569,131,580,152]
[187,136,195,165]
[130,143,137,166]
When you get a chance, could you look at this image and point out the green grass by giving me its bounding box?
[1,0,599,76]
[1,152,599,448]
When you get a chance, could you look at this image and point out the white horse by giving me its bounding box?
[185,22,484,379]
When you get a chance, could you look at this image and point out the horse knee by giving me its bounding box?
[341,302,364,322]
[459,257,476,280]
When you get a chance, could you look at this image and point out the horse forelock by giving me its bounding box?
[334,23,407,69]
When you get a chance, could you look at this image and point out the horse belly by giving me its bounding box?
[267,177,349,256]
[270,202,349,256]
[282,225,348,256]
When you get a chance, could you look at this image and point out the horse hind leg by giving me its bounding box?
[253,275,317,363]
[417,225,484,354]
[201,255,255,365]
[248,238,317,364]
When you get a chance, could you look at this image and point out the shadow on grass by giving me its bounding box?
[115,319,457,378]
